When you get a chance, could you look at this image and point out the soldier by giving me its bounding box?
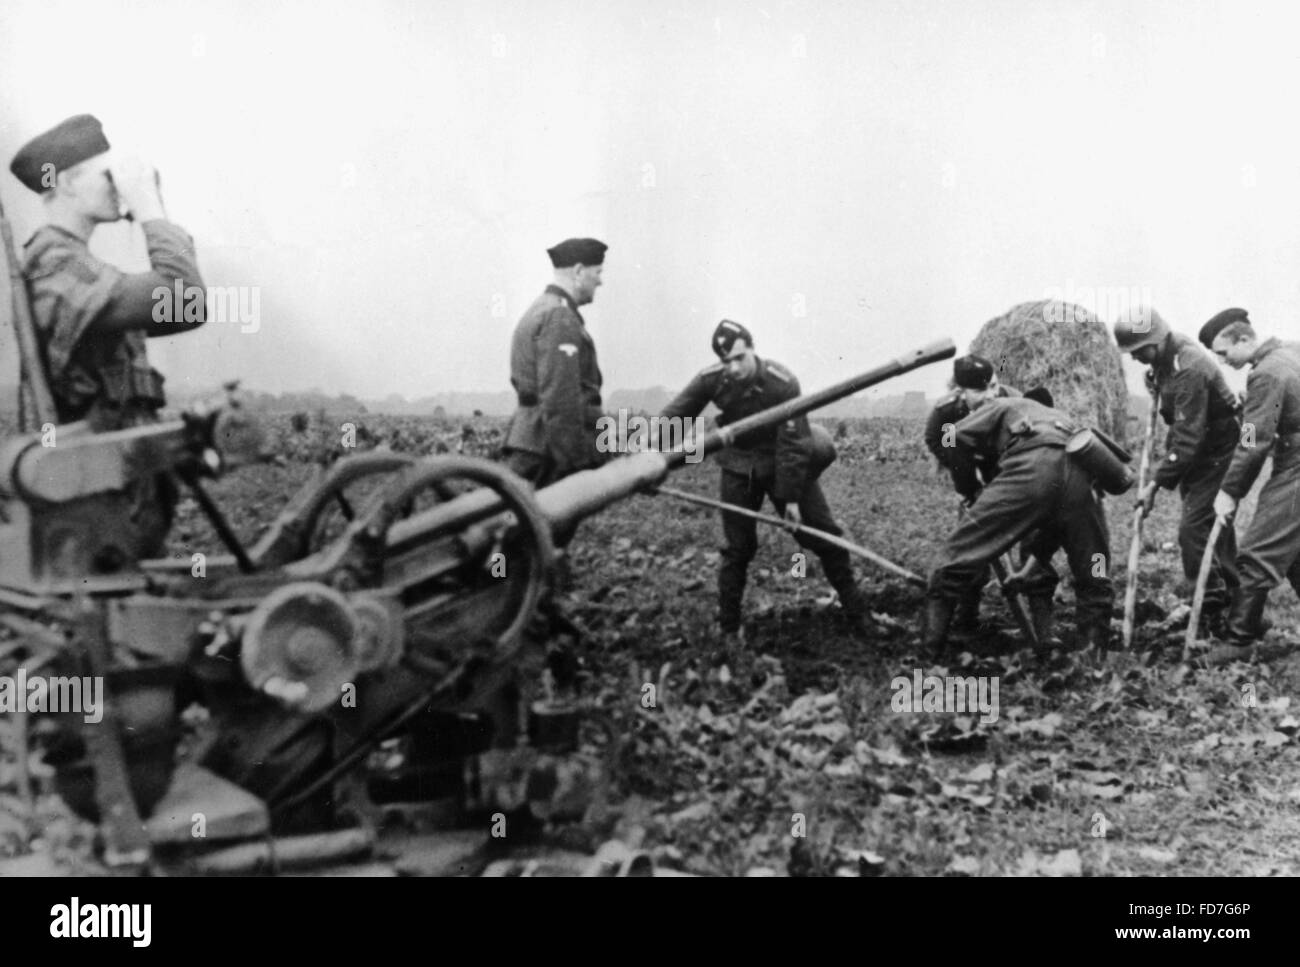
[8,114,207,431]
[924,355,1024,635]
[1198,309,1300,663]
[659,320,873,646]
[1115,310,1241,635]
[924,355,1020,489]
[924,394,1114,653]
[503,237,608,494]
[8,114,207,556]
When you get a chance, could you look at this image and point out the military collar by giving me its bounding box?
[1250,337,1282,366]
[544,284,583,317]
[23,222,89,252]
[723,354,765,394]
[1152,331,1179,371]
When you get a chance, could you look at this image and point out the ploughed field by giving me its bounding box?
[3,413,1299,876]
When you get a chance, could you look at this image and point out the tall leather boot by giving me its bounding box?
[831,576,877,638]
[1077,616,1112,652]
[922,597,956,654]
[1025,595,1059,648]
[718,560,748,635]
[951,590,982,640]
[1208,588,1271,666]
[1226,588,1271,645]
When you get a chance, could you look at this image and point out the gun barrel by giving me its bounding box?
[665,337,957,469]
[384,339,956,550]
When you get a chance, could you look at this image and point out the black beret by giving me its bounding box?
[1023,385,1054,409]
[712,319,753,358]
[953,354,995,390]
[547,237,607,268]
[1198,307,1250,348]
[9,114,110,193]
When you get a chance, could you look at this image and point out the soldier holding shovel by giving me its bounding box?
[1114,309,1241,639]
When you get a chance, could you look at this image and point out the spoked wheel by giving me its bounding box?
[260,458,558,822]
[351,457,557,691]
[249,453,417,567]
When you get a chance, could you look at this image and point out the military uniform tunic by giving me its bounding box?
[504,284,604,488]
[22,220,204,430]
[21,218,206,557]
[923,383,1060,606]
[1147,332,1241,612]
[661,357,863,630]
[930,396,1114,634]
[924,383,1019,494]
[1220,339,1300,599]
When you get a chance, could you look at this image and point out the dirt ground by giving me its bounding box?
[560,447,1300,876]
[2,415,1297,876]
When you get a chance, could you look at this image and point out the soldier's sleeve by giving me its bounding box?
[772,374,812,502]
[924,398,962,468]
[657,368,715,452]
[535,309,592,472]
[923,401,948,463]
[1153,369,1208,489]
[951,404,1001,499]
[94,220,207,336]
[1219,368,1280,499]
[29,246,119,379]
[953,401,1000,451]
[660,369,714,420]
[948,450,981,500]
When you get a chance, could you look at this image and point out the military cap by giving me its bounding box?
[547,237,607,268]
[9,114,110,193]
[1023,385,1054,408]
[1113,308,1170,354]
[1198,307,1250,348]
[712,319,754,358]
[953,354,995,390]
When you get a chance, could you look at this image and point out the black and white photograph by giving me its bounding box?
[0,0,1293,923]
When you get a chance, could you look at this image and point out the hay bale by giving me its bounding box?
[969,300,1130,444]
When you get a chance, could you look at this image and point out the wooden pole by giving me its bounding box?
[1122,390,1161,649]
[656,485,925,586]
[1183,517,1225,662]
[0,192,57,431]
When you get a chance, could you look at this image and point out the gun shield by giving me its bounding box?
[1065,429,1135,495]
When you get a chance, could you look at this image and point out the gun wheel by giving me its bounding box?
[249,453,417,567]
[356,457,556,689]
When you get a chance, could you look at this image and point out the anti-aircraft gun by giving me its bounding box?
[0,287,954,867]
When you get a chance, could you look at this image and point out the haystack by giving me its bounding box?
[969,300,1131,444]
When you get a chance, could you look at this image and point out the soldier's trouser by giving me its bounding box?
[1177,451,1239,612]
[504,448,579,548]
[718,470,860,629]
[954,528,1058,629]
[929,447,1113,632]
[1236,457,1300,600]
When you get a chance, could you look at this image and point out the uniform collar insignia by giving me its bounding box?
[543,284,581,315]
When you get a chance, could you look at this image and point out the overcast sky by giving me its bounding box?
[1,0,1288,405]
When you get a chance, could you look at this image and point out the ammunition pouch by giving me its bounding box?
[1065,428,1134,495]
[99,361,166,409]
[517,391,540,407]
